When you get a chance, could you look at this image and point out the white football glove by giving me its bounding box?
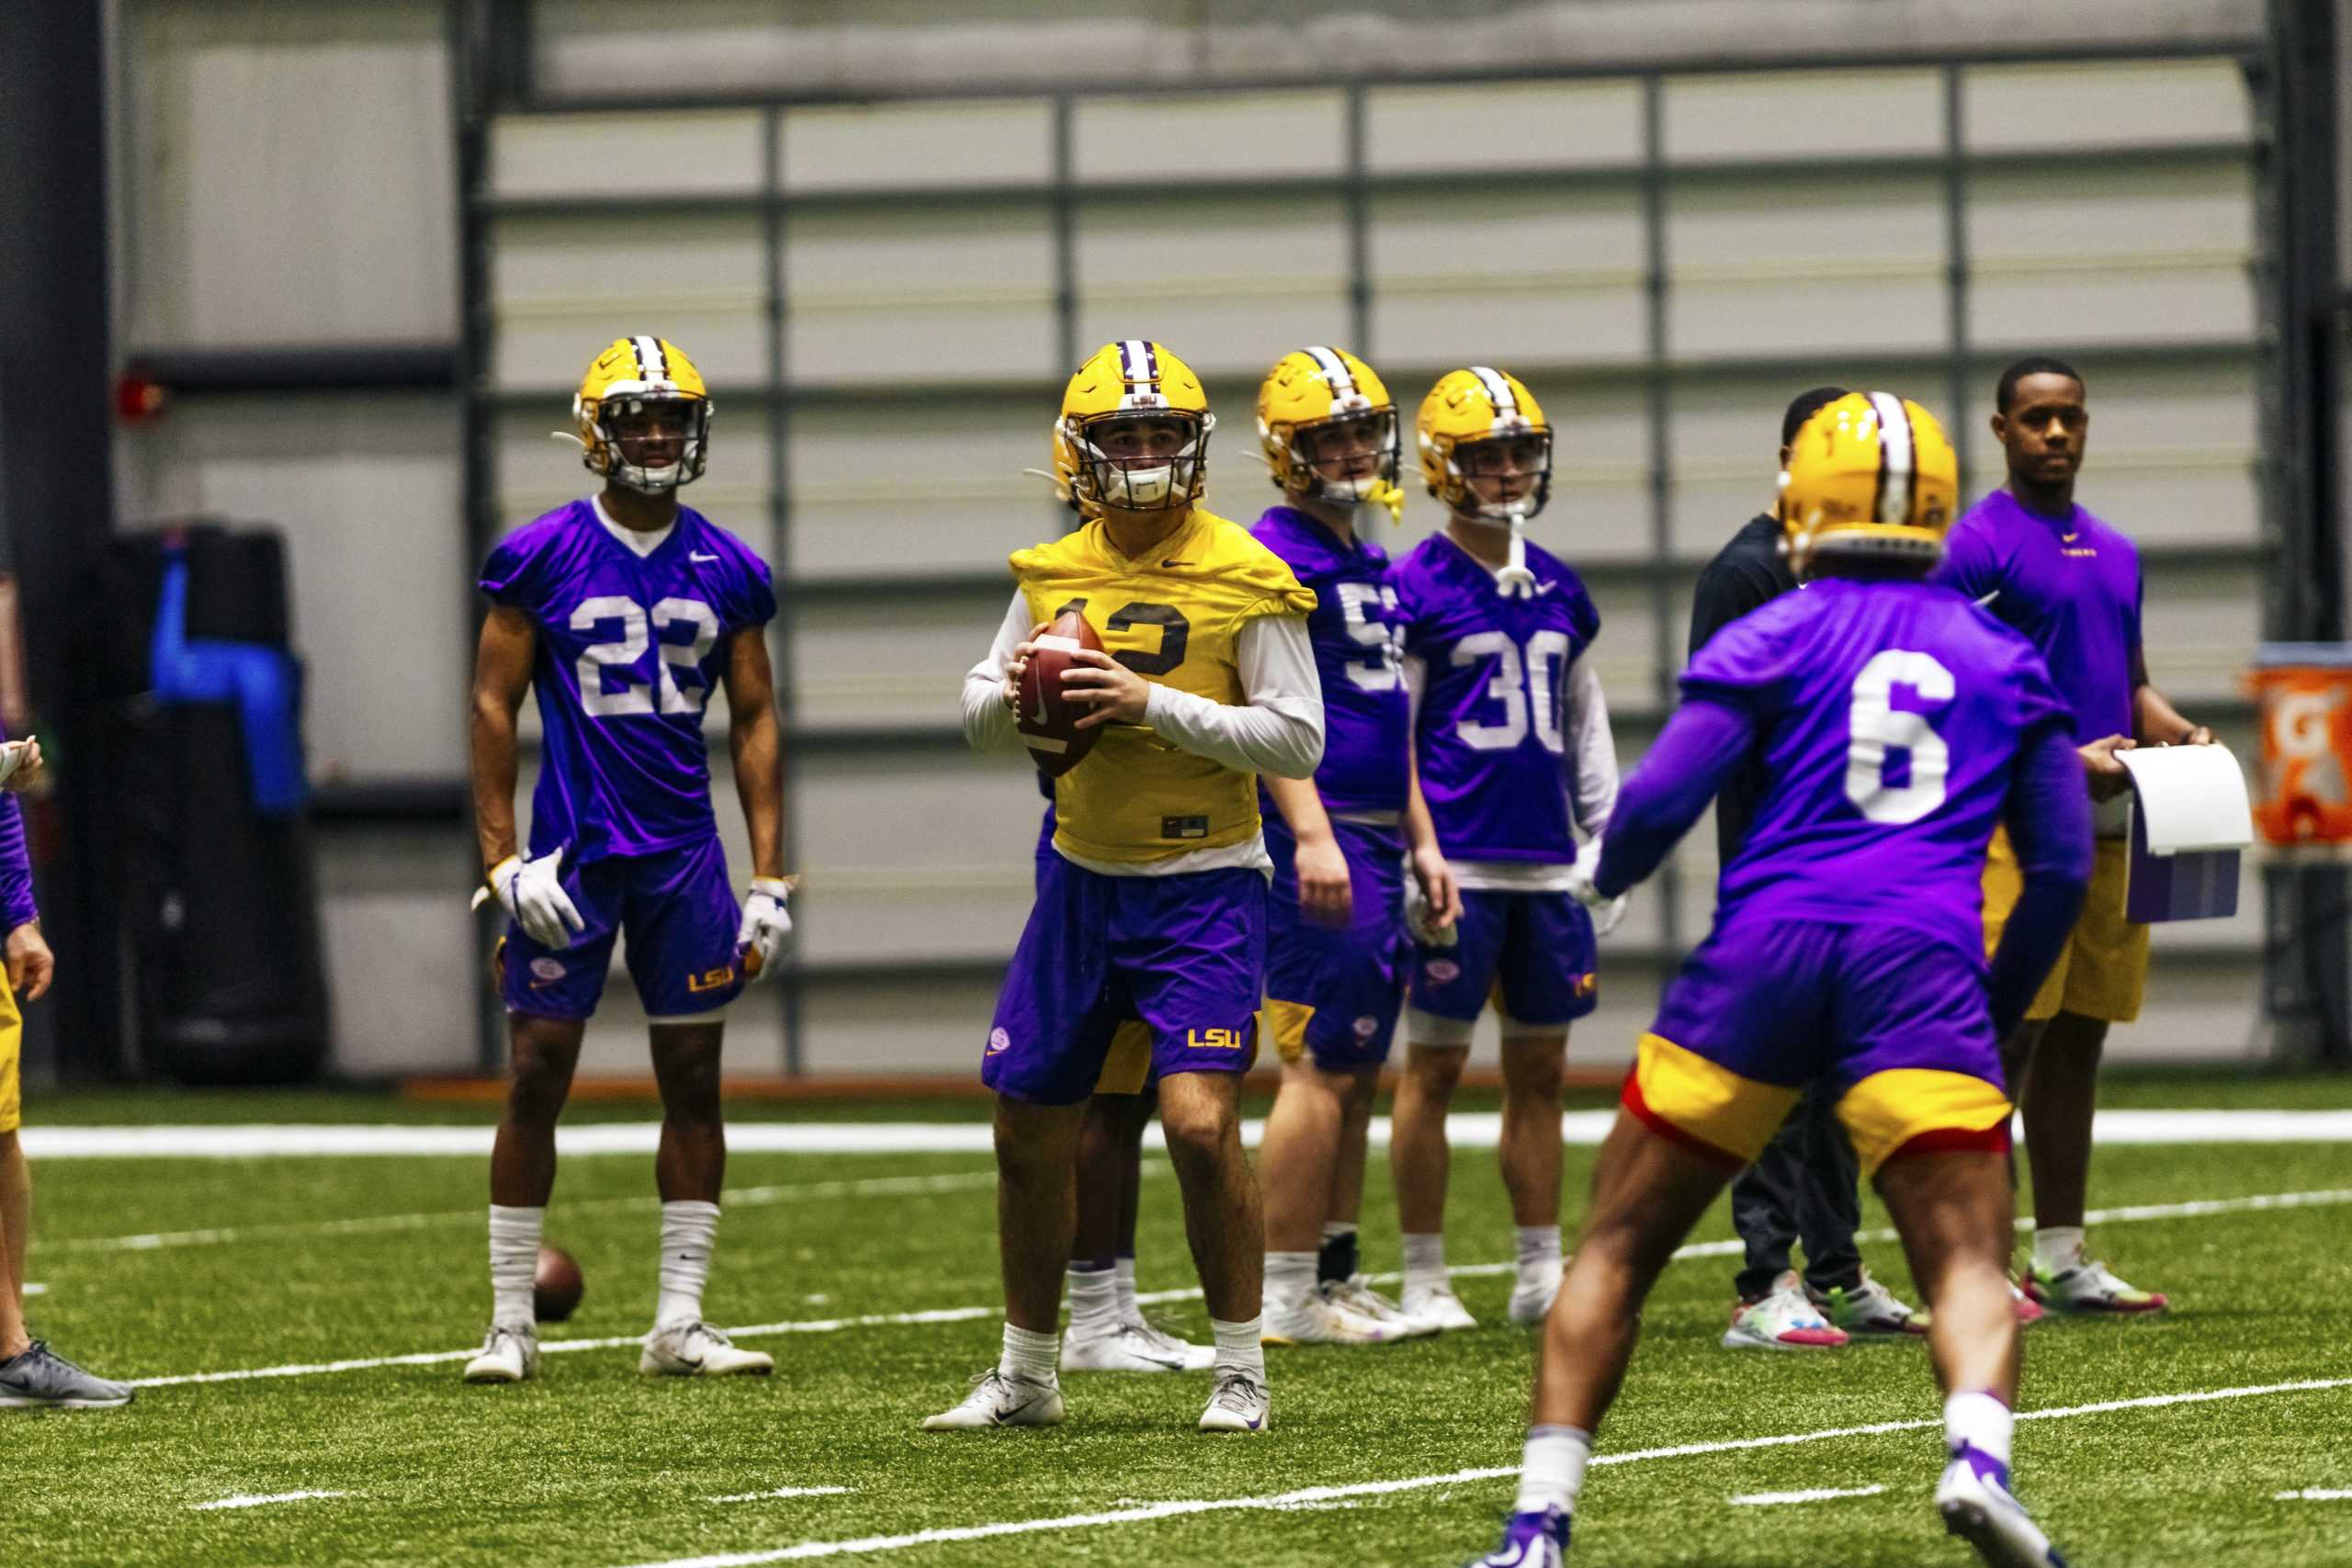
[1565,846,1629,939]
[1406,876,1458,949]
[477,846,585,950]
[737,876,794,981]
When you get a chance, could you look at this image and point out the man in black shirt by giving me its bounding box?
[1688,385,1927,1349]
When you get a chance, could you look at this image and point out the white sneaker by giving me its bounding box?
[1326,1275,1438,1337]
[462,1322,539,1383]
[1936,1456,2068,1567]
[1722,1271,1849,1350]
[1264,1292,1406,1346]
[1507,1264,1565,1326]
[1808,1269,1930,1337]
[922,1369,1065,1430]
[1399,1283,1479,1333]
[639,1319,775,1377]
[1061,1319,1207,1373]
[1198,1371,1271,1432]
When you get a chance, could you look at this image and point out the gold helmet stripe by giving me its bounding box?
[1301,345,1357,402]
[1868,390,1916,527]
[1469,366,1518,428]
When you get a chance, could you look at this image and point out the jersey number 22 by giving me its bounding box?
[572,595,720,716]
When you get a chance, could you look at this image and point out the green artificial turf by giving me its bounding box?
[6,1083,2350,1566]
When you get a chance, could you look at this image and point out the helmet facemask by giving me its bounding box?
[585,391,710,494]
[1068,409,1212,513]
[1289,407,1402,513]
[1448,429,1553,525]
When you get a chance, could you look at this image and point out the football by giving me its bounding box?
[1017,606,1106,777]
[535,1243,585,1323]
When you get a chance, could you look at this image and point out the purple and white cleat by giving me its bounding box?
[1466,1506,1570,1567]
[1937,1448,2068,1568]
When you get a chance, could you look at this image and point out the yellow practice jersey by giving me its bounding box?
[1011,507,1317,863]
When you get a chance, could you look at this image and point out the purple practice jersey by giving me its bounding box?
[1252,505,1408,817]
[1686,576,2073,956]
[1394,532,1600,863]
[481,500,776,861]
[1931,489,2142,743]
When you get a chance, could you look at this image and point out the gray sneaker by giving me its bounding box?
[0,1341,134,1410]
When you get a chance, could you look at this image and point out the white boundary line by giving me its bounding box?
[119,1187,2352,1392]
[605,1377,2352,1568]
[1728,1484,1885,1506]
[710,1487,854,1505]
[2277,1489,2352,1501]
[24,1107,2352,1159]
[190,1491,347,1512]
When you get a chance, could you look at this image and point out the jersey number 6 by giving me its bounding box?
[1846,649,1954,824]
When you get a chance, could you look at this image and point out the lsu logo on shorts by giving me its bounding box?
[686,963,739,994]
[1187,1027,1248,1051]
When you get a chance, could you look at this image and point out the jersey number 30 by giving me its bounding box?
[572,595,720,716]
[1846,649,1954,823]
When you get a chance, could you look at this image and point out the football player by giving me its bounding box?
[1937,356,2213,1315]
[463,336,791,1384]
[937,340,1321,1433]
[1250,346,1459,1346]
[1466,394,2088,1568]
[1031,426,1216,1378]
[1387,367,1619,1332]
[0,735,131,1411]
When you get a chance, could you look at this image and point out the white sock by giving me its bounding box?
[1265,1251,1318,1315]
[654,1200,720,1326]
[1114,1256,1139,1321]
[1944,1389,2015,1473]
[488,1204,544,1328]
[1513,1424,1593,1516]
[1515,1224,1564,1294]
[1000,1322,1060,1386]
[2033,1225,2085,1272]
[1210,1315,1267,1384]
[1067,1263,1118,1336]
[1403,1232,1448,1296]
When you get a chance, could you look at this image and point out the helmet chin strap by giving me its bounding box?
[1461,502,1540,597]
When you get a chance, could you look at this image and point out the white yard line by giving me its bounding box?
[189,1491,347,1512]
[2277,1488,2352,1500]
[24,1108,2352,1160]
[1728,1484,1886,1506]
[605,1377,2352,1568]
[23,1282,43,1297]
[710,1487,855,1505]
[117,1187,2352,1392]
[43,1169,1001,1256]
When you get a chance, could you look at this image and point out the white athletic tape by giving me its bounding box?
[112,1187,2352,1390]
[27,1109,2352,1160]
[603,1378,2352,1568]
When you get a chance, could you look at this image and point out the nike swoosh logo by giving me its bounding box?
[690,551,720,562]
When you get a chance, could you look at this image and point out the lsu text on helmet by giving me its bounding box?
[1417,367,1552,525]
[1059,340,1213,513]
[1778,391,1958,574]
[1258,346,1404,521]
[572,335,712,495]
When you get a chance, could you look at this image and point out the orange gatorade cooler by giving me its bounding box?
[2249,644,2352,848]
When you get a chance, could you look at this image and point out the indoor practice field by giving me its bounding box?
[9,1073,2350,1568]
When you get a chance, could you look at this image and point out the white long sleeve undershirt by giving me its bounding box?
[962,589,1325,877]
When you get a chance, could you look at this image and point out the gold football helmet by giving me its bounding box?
[1058,340,1213,512]
[1034,422,1102,521]
[572,335,711,493]
[1779,391,1958,573]
[1417,367,1552,524]
[1258,346,1404,522]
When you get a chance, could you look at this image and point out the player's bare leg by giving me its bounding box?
[469,1012,583,1383]
[1393,1042,1477,1328]
[1158,1068,1272,1430]
[1876,1149,2065,1566]
[638,1018,767,1377]
[0,1132,28,1359]
[1499,1032,1569,1324]
[1064,1090,1207,1371]
[2015,1010,2157,1314]
[1261,1060,1396,1343]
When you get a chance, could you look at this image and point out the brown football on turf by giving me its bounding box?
[1018,607,1106,778]
[535,1243,585,1323]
